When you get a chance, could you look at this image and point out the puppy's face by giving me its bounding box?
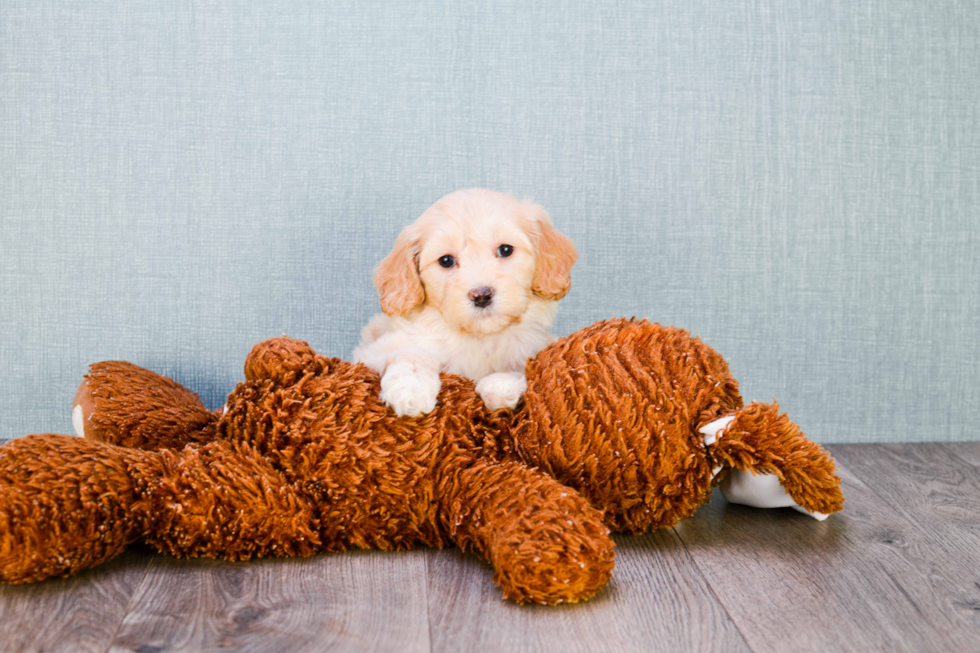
[415,205,536,336]
[374,189,577,336]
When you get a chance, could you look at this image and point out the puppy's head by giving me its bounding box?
[374,189,577,336]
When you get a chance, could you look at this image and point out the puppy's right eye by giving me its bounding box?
[438,255,455,268]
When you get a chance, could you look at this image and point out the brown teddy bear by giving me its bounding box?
[0,319,843,604]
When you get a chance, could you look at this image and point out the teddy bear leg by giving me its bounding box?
[699,415,822,520]
[73,361,218,450]
[440,459,614,605]
[137,441,321,561]
[705,402,844,518]
[0,434,146,583]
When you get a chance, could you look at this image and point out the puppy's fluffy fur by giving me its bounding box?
[354,188,577,417]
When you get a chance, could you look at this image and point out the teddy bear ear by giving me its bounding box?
[525,203,578,301]
[375,225,425,316]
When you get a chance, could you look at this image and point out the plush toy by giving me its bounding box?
[0,319,843,604]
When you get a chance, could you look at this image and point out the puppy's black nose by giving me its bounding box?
[468,286,494,308]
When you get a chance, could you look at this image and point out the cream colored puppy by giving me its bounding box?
[353,188,577,417]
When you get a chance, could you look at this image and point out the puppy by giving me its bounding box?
[353,189,577,417]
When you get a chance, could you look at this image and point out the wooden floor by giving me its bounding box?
[1,442,978,653]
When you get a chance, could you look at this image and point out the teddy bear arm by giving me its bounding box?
[243,337,319,385]
[73,361,219,451]
[0,434,147,583]
[440,459,614,605]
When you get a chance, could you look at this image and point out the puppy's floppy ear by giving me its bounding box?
[526,204,578,300]
[375,226,425,316]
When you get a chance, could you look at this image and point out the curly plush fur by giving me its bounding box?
[0,319,843,604]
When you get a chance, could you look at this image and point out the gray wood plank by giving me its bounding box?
[425,530,751,653]
[673,452,980,653]
[937,442,980,468]
[109,549,431,653]
[0,550,152,653]
[830,443,980,630]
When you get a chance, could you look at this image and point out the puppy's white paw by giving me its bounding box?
[380,360,441,417]
[476,372,527,411]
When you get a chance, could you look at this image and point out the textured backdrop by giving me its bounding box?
[2,1,978,443]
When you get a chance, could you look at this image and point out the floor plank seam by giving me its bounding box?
[423,549,435,653]
[880,564,927,619]
[100,555,153,653]
[667,527,756,653]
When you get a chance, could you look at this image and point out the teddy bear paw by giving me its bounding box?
[476,372,527,411]
[71,379,96,438]
[380,360,441,417]
[720,469,829,521]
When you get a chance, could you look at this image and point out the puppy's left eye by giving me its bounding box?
[497,244,514,258]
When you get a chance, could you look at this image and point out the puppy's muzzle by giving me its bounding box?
[468,286,494,308]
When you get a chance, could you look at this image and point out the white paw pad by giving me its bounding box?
[699,415,735,477]
[699,415,735,446]
[476,372,527,411]
[72,404,86,438]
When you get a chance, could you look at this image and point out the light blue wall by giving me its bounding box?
[2,1,978,443]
